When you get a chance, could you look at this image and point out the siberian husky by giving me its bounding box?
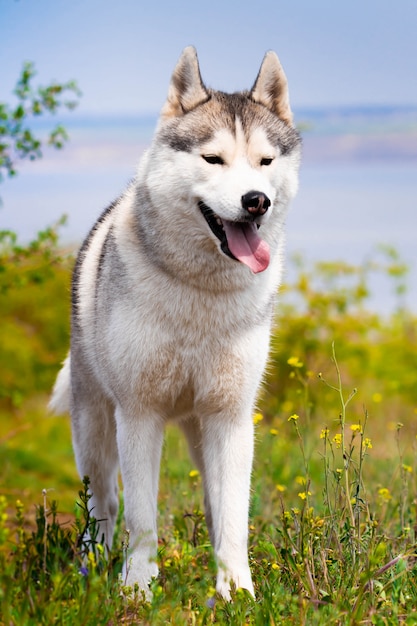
[50,46,301,599]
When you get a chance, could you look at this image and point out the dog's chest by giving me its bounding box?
[128,333,242,419]
[99,277,271,418]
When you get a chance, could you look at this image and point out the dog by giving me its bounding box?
[50,46,301,599]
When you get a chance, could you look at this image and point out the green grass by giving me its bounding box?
[1,240,417,624]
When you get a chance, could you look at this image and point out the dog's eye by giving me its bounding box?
[202,155,224,165]
[260,157,274,166]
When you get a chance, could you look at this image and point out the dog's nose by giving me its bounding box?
[241,190,271,217]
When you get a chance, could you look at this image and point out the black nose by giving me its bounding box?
[241,190,271,217]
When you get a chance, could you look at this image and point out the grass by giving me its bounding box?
[1,238,417,624]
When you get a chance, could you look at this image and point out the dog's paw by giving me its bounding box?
[216,567,255,601]
[122,554,159,601]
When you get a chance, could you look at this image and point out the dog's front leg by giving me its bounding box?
[202,413,255,599]
[116,408,164,598]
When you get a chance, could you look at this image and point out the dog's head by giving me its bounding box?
[149,47,301,276]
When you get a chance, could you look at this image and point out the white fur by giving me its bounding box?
[50,47,301,600]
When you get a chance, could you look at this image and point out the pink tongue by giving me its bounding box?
[222,221,270,274]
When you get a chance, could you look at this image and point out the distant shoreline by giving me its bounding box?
[26,104,417,165]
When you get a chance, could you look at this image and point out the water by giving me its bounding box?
[1,116,416,313]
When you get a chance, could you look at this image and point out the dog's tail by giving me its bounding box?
[49,354,71,415]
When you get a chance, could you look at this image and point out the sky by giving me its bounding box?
[1,0,416,312]
[1,0,417,116]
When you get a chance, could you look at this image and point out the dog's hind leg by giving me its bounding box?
[71,373,119,551]
[115,408,164,597]
[180,416,214,544]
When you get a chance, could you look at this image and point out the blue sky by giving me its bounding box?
[1,0,417,116]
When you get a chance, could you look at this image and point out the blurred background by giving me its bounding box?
[1,8,417,618]
[1,0,416,312]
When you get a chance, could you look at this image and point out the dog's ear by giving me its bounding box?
[250,51,293,125]
[161,46,209,118]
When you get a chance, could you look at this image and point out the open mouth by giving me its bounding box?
[198,201,270,274]
[198,201,235,260]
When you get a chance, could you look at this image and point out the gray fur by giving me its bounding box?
[50,46,301,600]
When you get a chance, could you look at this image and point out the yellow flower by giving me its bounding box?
[270,428,278,436]
[320,428,329,439]
[189,469,200,478]
[295,475,306,485]
[378,487,392,503]
[288,413,299,422]
[298,491,311,500]
[402,464,412,473]
[282,400,294,413]
[276,484,287,492]
[350,424,362,433]
[332,434,342,448]
[271,563,280,571]
[287,356,303,368]
[253,412,263,424]
[362,438,373,450]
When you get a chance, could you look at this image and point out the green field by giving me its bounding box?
[1,237,417,624]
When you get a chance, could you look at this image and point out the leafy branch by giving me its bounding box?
[0,61,81,183]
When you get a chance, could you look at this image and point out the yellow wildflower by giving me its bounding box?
[282,400,294,413]
[276,484,287,492]
[253,412,263,425]
[350,424,362,433]
[189,469,200,478]
[332,434,342,448]
[287,356,303,368]
[320,428,329,439]
[288,413,299,422]
[378,487,392,503]
[362,438,372,450]
[270,428,278,436]
[298,491,312,500]
[402,464,412,473]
